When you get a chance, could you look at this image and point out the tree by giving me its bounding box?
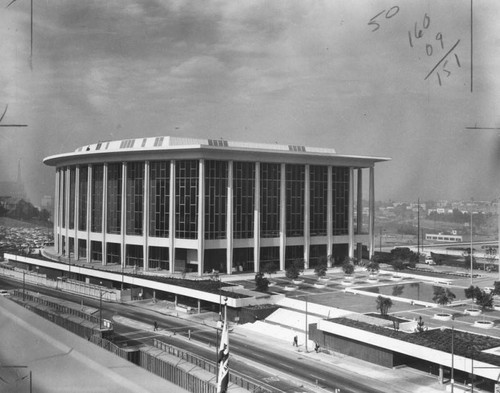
[390,247,418,265]
[432,286,456,306]
[255,272,269,292]
[286,259,304,280]
[476,289,494,312]
[262,262,277,279]
[392,258,405,273]
[39,208,51,222]
[415,316,427,333]
[342,260,355,276]
[366,261,379,275]
[493,281,500,296]
[376,295,393,318]
[464,285,482,303]
[314,259,328,279]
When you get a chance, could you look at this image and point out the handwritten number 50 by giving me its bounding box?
[368,6,400,32]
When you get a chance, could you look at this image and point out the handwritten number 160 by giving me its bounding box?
[368,6,400,32]
[408,13,430,47]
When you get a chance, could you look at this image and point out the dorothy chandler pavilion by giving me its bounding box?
[43,136,389,276]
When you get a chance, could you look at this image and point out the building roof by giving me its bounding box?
[43,136,390,168]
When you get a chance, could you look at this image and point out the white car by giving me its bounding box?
[0,289,10,296]
[425,258,436,265]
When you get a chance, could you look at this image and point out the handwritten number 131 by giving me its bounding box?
[368,6,400,32]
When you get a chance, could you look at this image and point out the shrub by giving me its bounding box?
[285,259,304,280]
[255,272,270,292]
[314,260,328,278]
[376,295,393,317]
[342,261,355,275]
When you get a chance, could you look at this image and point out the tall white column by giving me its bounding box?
[304,165,310,269]
[54,169,59,253]
[254,162,260,272]
[143,161,150,271]
[102,163,108,266]
[279,163,286,271]
[74,167,80,260]
[348,167,355,259]
[357,168,363,262]
[59,169,64,254]
[327,166,333,266]
[86,165,92,262]
[65,167,70,257]
[169,161,176,273]
[197,159,205,276]
[226,161,233,274]
[369,166,375,259]
[120,163,127,269]
[357,169,363,234]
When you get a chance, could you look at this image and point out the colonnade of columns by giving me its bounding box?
[53,161,376,276]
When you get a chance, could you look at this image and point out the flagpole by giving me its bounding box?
[217,297,229,393]
[216,279,221,384]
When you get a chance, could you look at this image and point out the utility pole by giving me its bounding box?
[470,210,473,286]
[305,295,308,352]
[99,281,103,329]
[417,198,420,256]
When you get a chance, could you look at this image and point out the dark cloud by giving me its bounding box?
[0,0,498,205]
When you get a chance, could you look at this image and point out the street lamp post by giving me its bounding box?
[305,295,309,352]
[23,270,26,301]
[471,346,474,393]
[470,211,473,286]
[451,324,455,393]
[99,281,103,330]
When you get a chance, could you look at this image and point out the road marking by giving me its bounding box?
[278,362,294,369]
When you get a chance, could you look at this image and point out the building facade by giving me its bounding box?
[43,136,389,275]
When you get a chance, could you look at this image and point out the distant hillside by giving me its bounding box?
[0,217,52,229]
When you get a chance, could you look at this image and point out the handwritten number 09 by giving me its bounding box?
[368,6,400,32]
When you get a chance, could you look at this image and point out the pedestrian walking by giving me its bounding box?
[293,335,298,347]
[153,321,158,331]
[315,342,320,353]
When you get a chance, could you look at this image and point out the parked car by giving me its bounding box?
[0,289,10,296]
[425,257,436,265]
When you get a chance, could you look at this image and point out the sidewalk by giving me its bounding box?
[133,298,449,393]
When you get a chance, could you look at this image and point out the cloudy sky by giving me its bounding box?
[0,0,499,205]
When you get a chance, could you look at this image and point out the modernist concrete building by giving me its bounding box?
[43,136,389,276]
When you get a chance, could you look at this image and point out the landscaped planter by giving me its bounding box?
[391,275,403,281]
[367,276,379,283]
[464,309,482,317]
[343,275,354,281]
[292,279,304,285]
[341,280,354,286]
[268,281,276,287]
[284,285,298,291]
[474,320,494,329]
[318,277,330,283]
[433,313,453,321]
[493,304,500,311]
[314,282,327,289]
